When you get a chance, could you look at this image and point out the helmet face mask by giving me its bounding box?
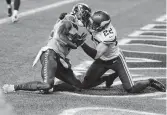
[72,3,91,26]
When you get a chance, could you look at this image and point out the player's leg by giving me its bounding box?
[54,58,82,90]
[114,53,149,93]
[115,52,165,93]
[82,59,108,89]
[103,72,118,88]
[2,50,57,93]
[6,0,12,17]
[12,0,20,22]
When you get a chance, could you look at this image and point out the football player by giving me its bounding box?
[70,3,118,88]
[2,14,86,93]
[5,0,20,22]
[78,9,166,92]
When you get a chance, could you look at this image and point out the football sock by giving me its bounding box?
[14,81,51,91]
[128,80,150,93]
[6,0,11,5]
[14,0,20,10]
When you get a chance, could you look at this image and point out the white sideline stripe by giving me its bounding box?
[121,38,166,41]
[58,107,164,115]
[0,0,81,25]
[155,15,167,22]
[122,49,166,54]
[122,43,166,48]
[128,31,166,39]
[58,77,166,98]
[141,24,166,31]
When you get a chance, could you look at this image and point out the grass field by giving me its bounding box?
[0,0,166,115]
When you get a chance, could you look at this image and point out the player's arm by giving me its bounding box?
[81,42,108,59]
[57,21,77,49]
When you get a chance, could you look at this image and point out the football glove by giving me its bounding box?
[72,33,87,46]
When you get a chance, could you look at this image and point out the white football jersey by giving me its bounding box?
[90,23,120,60]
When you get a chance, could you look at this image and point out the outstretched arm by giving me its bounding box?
[81,42,108,59]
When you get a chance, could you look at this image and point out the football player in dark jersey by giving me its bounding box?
[2,14,86,94]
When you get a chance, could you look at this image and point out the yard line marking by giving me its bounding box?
[119,39,131,45]
[128,30,166,39]
[59,107,164,115]
[122,49,166,54]
[155,15,167,22]
[122,43,166,48]
[129,68,166,70]
[141,24,166,31]
[0,0,82,25]
[126,57,161,62]
[153,97,167,100]
[121,38,166,41]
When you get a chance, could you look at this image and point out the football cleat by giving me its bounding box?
[149,78,166,92]
[105,73,118,88]
[8,8,12,17]
[12,14,19,23]
[2,84,15,93]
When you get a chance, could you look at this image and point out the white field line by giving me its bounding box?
[0,0,82,24]
[121,38,166,41]
[122,49,166,54]
[122,43,166,48]
[59,107,164,115]
[141,24,166,31]
[126,57,161,62]
[129,68,166,70]
[153,97,167,100]
[128,31,166,39]
[155,15,167,22]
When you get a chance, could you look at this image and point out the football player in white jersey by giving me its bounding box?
[5,0,20,22]
[2,14,86,93]
[77,10,166,92]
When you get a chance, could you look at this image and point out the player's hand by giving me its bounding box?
[79,33,87,40]
[70,33,87,46]
[59,13,67,20]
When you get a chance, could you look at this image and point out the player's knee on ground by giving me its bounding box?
[81,79,93,89]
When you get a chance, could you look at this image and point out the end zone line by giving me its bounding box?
[0,0,82,25]
[59,107,164,115]
[122,43,166,48]
[140,24,166,31]
[122,49,166,54]
[155,15,166,22]
[121,38,166,41]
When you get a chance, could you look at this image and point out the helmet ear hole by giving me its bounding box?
[90,10,111,32]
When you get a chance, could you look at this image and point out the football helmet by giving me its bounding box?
[90,10,111,32]
[72,3,91,26]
